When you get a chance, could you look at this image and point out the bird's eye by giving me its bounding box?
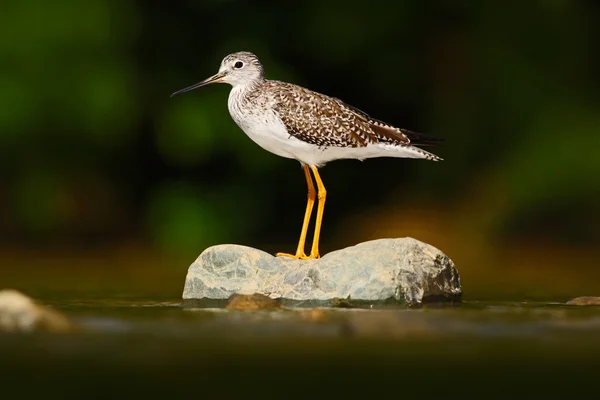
[234,61,244,69]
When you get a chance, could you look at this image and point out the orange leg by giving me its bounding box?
[309,166,326,259]
[276,165,316,259]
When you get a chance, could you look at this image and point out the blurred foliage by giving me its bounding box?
[0,0,599,269]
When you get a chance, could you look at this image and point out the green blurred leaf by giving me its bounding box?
[146,181,230,255]
[156,97,222,167]
[504,103,600,209]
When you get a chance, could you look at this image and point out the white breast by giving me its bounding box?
[227,86,313,161]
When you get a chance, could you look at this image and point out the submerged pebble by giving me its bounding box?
[225,293,283,311]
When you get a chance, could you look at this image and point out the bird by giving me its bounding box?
[171,51,443,260]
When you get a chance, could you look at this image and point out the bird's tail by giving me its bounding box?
[401,129,445,147]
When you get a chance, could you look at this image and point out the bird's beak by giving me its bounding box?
[170,72,225,97]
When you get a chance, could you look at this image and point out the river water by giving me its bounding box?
[2,293,600,398]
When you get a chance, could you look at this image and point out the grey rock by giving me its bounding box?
[182,238,462,306]
[0,289,73,332]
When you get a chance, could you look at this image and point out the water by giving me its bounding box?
[2,294,600,398]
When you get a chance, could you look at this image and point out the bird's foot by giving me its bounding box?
[276,252,318,260]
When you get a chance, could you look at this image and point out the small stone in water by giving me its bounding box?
[0,289,73,333]
[225,293,282,311]
[566,296,600,306]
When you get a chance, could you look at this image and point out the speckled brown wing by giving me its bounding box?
[269,82,380,148]
[269,81,442,150]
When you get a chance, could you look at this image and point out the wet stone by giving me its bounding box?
[183,237,462,307]
[225,293,283,311]
[0,289,73,333]
[566,297,600,306]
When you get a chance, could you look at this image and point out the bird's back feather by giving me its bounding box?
[264,81,442,155]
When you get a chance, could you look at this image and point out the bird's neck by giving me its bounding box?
[228,79,265,117]
[228,79,265,107]
[230,78,265,94]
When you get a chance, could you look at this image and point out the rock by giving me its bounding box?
[0,289,73,333]
[566,296,600,306]
[183,237,461,306]
[225,293,282,311]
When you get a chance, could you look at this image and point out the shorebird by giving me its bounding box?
[171,51,442,260]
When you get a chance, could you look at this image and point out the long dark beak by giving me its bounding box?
[170,73,225,97]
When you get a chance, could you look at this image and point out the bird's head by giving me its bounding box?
[171,51,265,97]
